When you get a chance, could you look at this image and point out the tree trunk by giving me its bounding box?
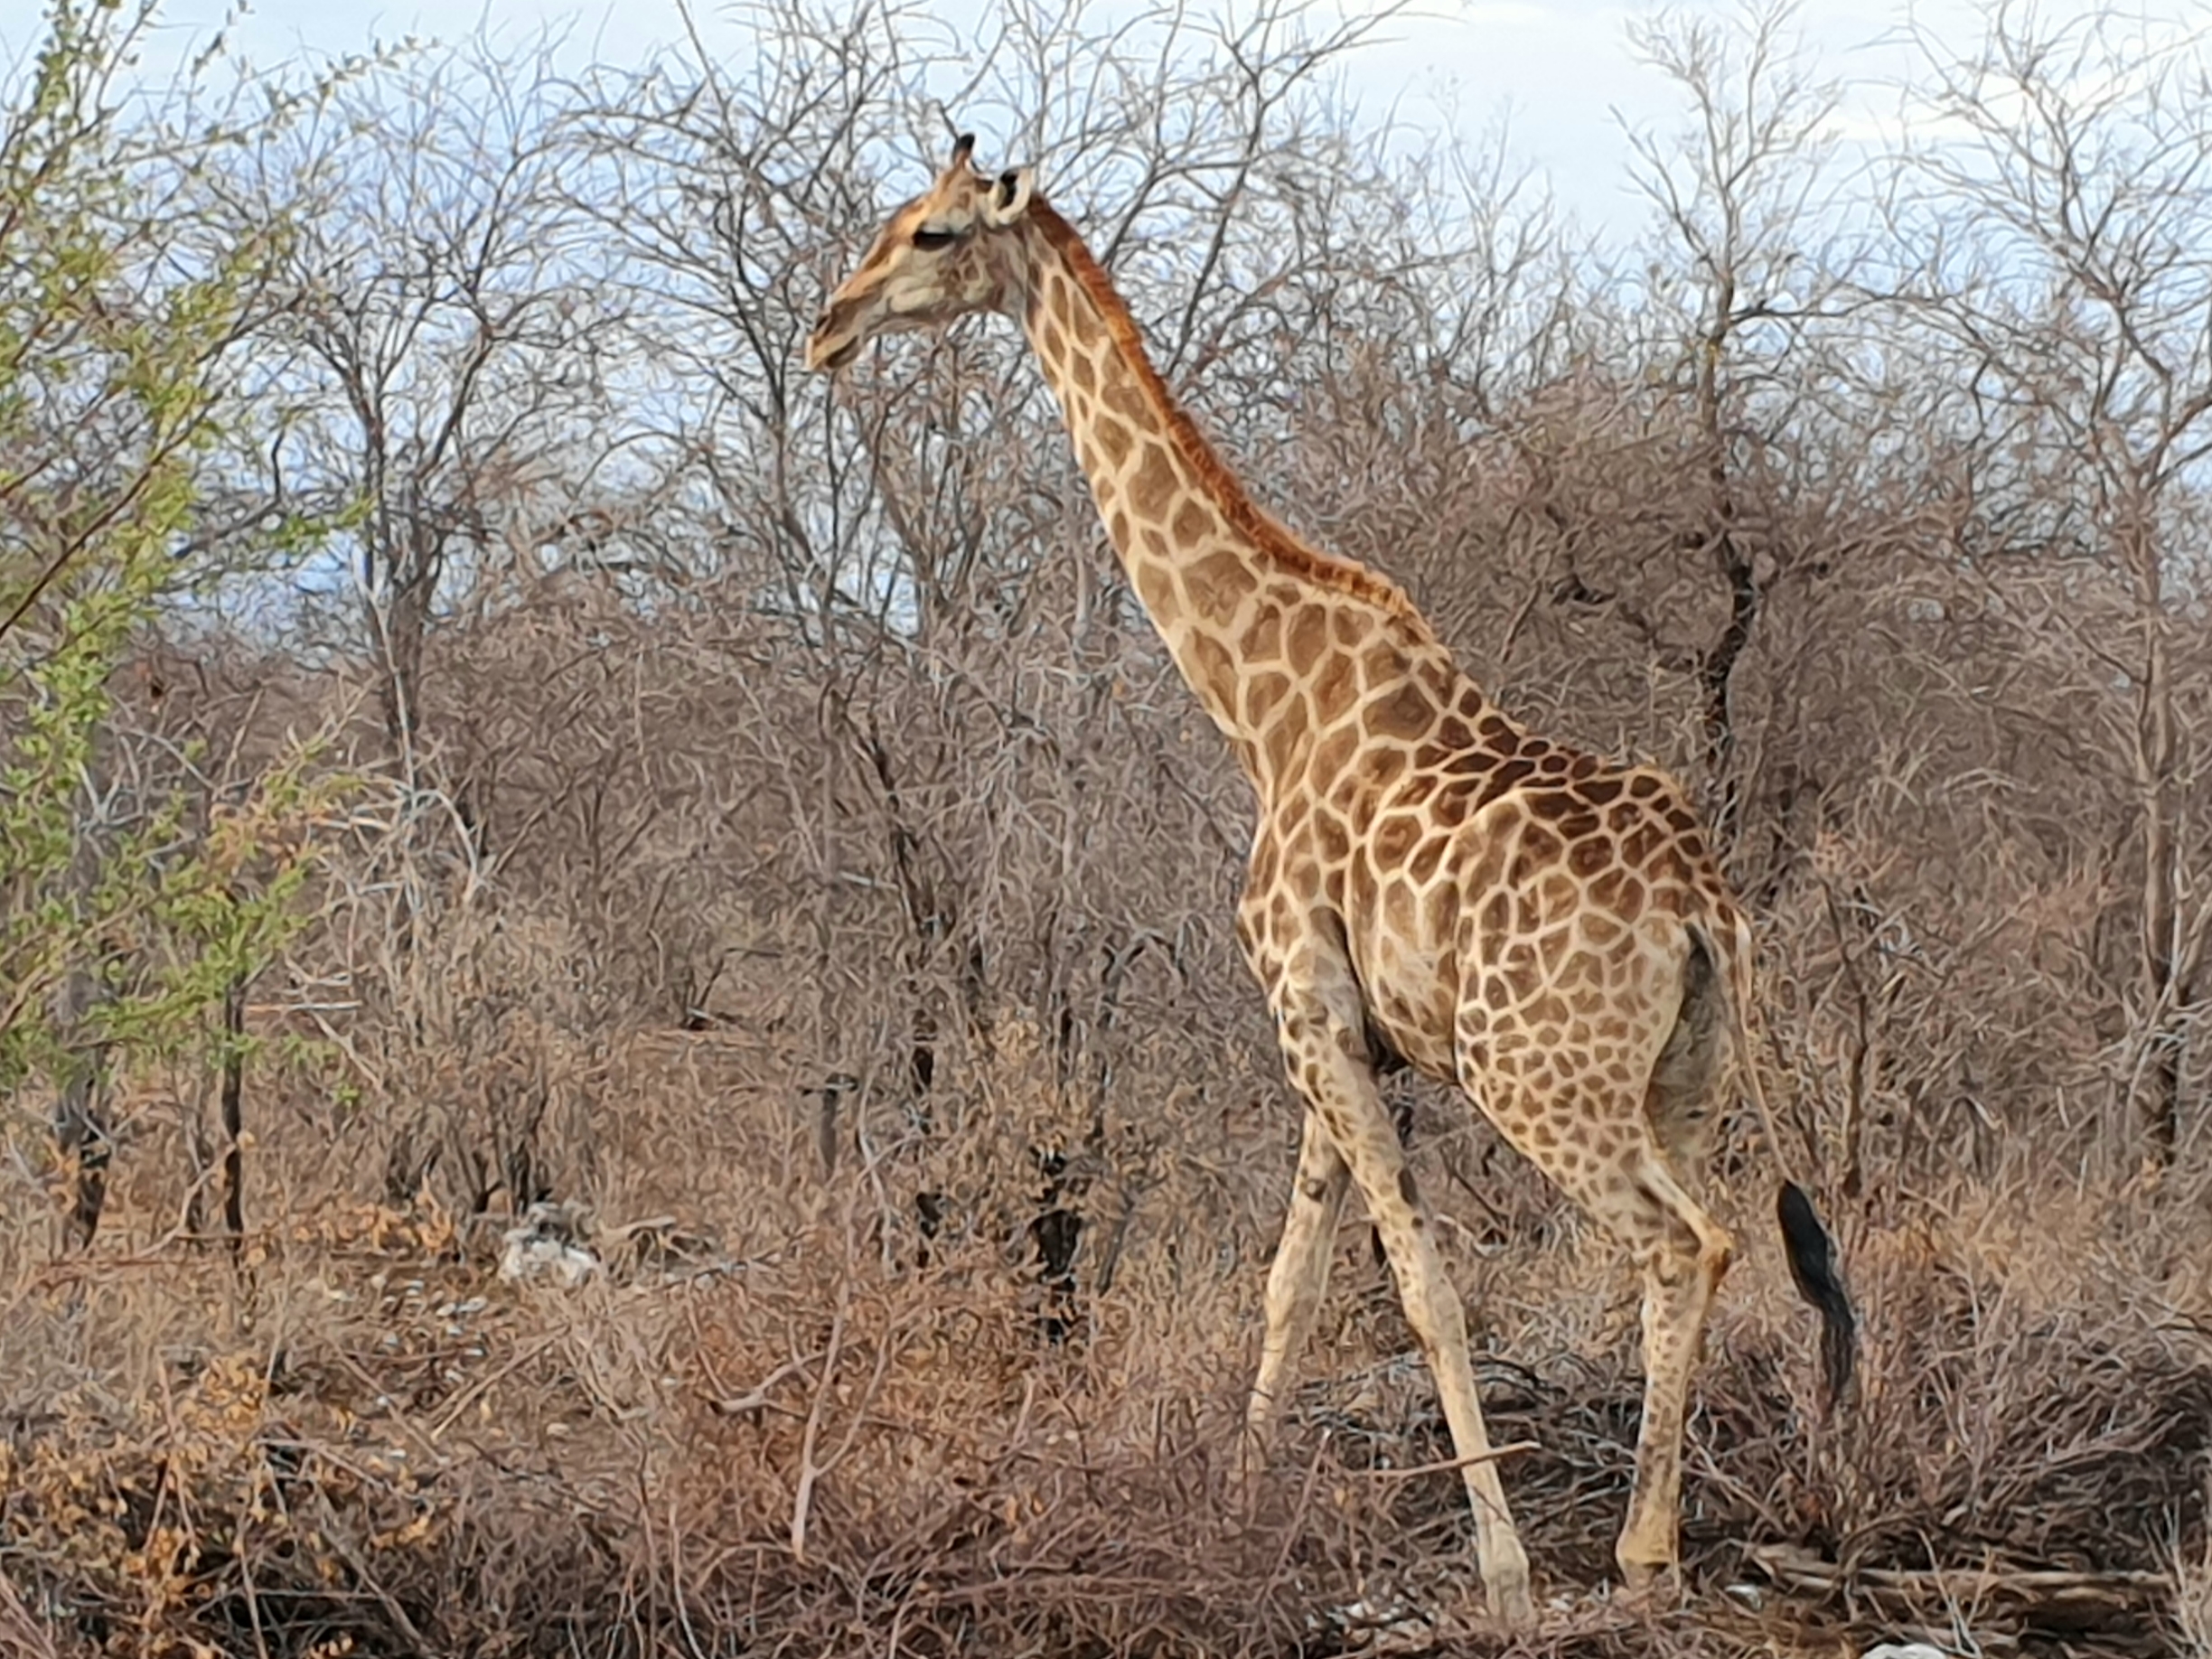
[2126,515,2183,1160]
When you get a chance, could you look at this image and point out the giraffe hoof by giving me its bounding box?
[1483,1551,1537,1630]
[1614,1556,1683,1609]
[1489,1573,1537,1631]
[1229,1429,1275,1516]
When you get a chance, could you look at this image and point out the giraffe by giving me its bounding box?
[804,134,1857,1626]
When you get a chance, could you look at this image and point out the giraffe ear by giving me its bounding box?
[981,165,1034,228]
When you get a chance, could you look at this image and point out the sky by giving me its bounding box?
[3,0,2202,239]
[0,0,2123,239]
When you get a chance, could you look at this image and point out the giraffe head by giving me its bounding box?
[805,132,1036,373]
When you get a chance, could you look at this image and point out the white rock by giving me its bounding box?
[499,1200,603,1287]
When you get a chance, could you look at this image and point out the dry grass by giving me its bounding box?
[5,987,2207,1659]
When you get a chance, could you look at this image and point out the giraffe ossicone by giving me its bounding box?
[806,132,1856,1628]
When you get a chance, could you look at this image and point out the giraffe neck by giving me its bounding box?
[1007,201,1455,783]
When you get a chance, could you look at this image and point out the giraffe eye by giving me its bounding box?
[911,227,961,251]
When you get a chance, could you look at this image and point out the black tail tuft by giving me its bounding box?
[1776,1180,1857,1409]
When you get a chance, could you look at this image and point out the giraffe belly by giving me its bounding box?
[1449,799,1692,1102]
[1342,797,1691,1092]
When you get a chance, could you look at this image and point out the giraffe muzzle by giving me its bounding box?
[804,315,860,374]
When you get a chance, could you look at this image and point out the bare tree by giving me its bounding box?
[1612,0,1849,843]
[1887,2,2212,1158]
[206,33,625,779]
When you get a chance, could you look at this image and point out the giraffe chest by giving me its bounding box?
[1241,803,1475,1079]
[1338,854,1470,1077]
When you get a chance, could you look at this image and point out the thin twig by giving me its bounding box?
[789,1273,851,1560]
[707,1349,822,1418]
[1354,1440,1542,1481]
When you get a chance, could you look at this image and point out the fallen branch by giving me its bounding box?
[1747,1541,2171,1626]
[790,1276,851,1560]
[427,1333,562,1438]
[1354,1441,1542,1480]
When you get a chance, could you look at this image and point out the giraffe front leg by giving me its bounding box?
[1247,1111,1352,1444]
[1272,992,1536,1629]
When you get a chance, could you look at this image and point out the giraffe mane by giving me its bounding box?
[1026,197,1439,640]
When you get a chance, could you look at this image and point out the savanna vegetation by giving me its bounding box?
[4,0,2210,1654]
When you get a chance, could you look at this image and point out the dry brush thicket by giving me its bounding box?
[5,1,2212,1654]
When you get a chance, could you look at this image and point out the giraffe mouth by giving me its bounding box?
[804,329,860,374]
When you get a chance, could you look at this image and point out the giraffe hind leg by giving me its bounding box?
[1468,1063,1732,1597]
[1612,1149,1734,1588]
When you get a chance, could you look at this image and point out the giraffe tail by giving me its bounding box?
[1777,1180,1857,1408]
[1711,908,1859,1410]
